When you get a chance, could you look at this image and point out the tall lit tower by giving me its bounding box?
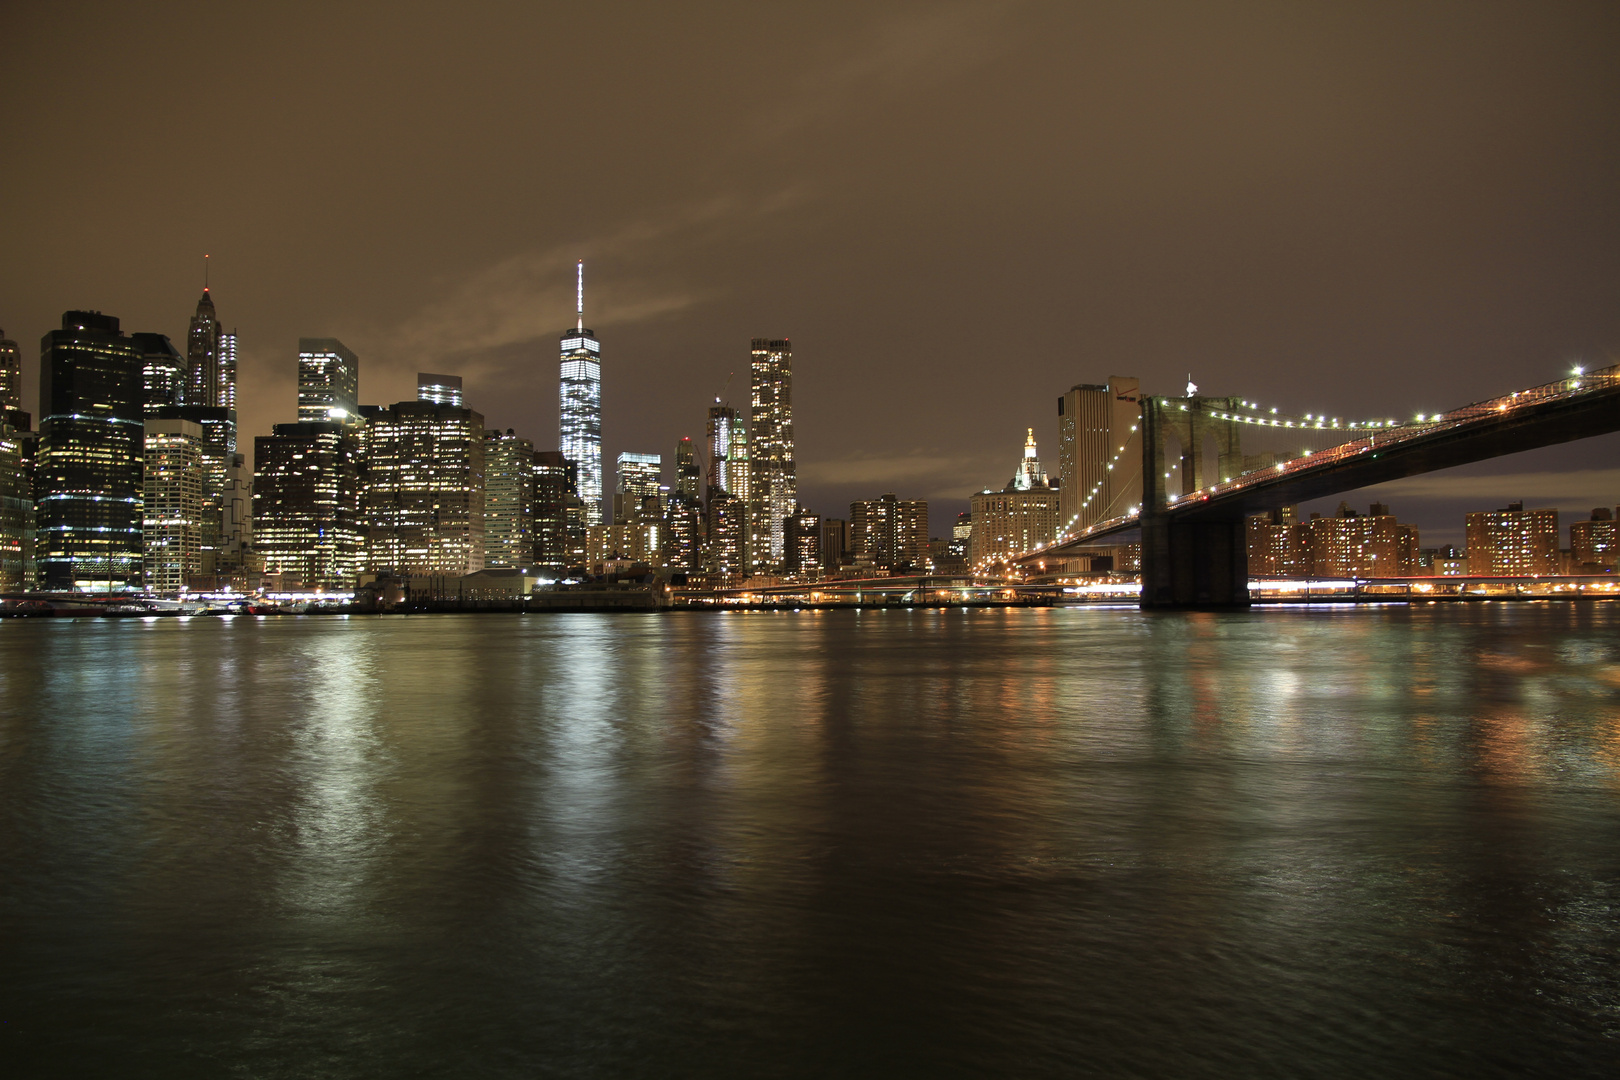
[559,260,603,525]
[748,338,794,573]
[0,329,21,413]
[186,258,222,408]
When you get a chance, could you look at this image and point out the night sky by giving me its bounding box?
[4,1,1619,543]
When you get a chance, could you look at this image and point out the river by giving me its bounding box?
[1,605,1617,1076]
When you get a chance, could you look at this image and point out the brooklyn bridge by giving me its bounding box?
[1015,363,1620,608]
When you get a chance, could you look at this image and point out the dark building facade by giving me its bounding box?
[37,311,145,591]
[253,422,363,589]
[532,450,571,571]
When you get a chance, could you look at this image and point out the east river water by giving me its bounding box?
[1,605,1618,1077]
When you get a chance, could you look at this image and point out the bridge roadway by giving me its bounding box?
[1018,363,1620,607]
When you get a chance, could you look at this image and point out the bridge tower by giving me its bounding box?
[1139,395,1251,607]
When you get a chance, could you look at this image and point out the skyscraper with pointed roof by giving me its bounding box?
[559,260,603,525]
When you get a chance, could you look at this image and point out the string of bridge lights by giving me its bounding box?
[1199,401,1445,429]
[1062,423,1139,536]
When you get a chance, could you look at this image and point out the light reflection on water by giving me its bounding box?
[1,605,1618,1077]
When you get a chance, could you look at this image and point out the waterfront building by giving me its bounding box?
[253,422,363,589]
[615,452,661,524]
[0,420,31,589]
[186,287,222,409]
[142,418,207,596]
[362,400,486,577]
[135,333,187,413]
[969,432,1059,570]
[706,492,746,579]
[785,504,820,578]
[1250,503,1417,578]
[1304,502,1405,578]
[666,437,703,575]
[532,450,570,571]
[748,338,795,573]
[1570,508,1617,571]
[37,311,145,591]
[820,516,848,570]
[0,329,20,413]
[297,338,360,423]
[1466,503,1559,576]
[1247,506,1303,577]
[484,430,535,568]
[216,453,256,578]
[148,405,235,574]
[418,373,463,407]
[559,261,603,525]
[1058,376,1141,536]
[850,493,928,572]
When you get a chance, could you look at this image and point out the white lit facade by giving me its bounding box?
[748,338,795,574]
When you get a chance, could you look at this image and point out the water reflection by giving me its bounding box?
[1,606,1617,1077]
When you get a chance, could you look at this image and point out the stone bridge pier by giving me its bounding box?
[1139,395,1251,608]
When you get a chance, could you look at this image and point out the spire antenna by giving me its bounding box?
[576,259,584,332]
[204,253,210,291]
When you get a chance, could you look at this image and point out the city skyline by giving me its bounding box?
[5,4,1620,544]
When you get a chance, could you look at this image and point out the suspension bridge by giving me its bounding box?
[1016,363,1620,607]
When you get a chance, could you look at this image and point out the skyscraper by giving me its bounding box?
[615,452,661,524]
[748,338,795,574]
[850,493,928,573]
[484,429,535,568]
[1466,503,1559,576]
[143,418,207,596]
[559,261,603,525]
[969,433,1059,569]
[298,338,360,422]
[362,400,486,576]
[0,423,32,590]
[37,311,145,591]
[1059,377,1141,536]
[705,403,738,502]
[532,450,571,571]
[0,329,21,413]
[218,330,238,418]
[186,286,222,408]
[253,422,363,589]
[418,373,463,406]
[134,332,187,413]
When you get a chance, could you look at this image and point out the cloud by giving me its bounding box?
[801,450,998,499]
[1364,468,1620,505]
[379,189,812,377]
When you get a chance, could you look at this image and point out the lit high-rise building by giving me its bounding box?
[362,400,486,576]
[850,493,928,573]
[968,432,1059,570]
[484,429,535,568]
[148,404,235,573]
[253,422,364,589]
[705,403,738,502]
[615,452,661,524]
[143,418,207,596]
[0,423,32,590]
[134,332,187,413]
[37,311,145,591]
[0,328,22,413]
[748,338,795,573]
[298,338,360,423]
[674,437,701,501]
[218,330,237,417]
[1571,508,1618,571]
[559,260,603,525]
[1466,503,1559,576]
[418,373,463,406]
[532,450,570,571]
[1059,377,1141,536]
[1305,502,1405,578]
[706,492,746,579]
[785,504,820,577]
[186,285,222,408]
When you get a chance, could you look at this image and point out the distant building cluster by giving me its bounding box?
[0,266,951,597]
